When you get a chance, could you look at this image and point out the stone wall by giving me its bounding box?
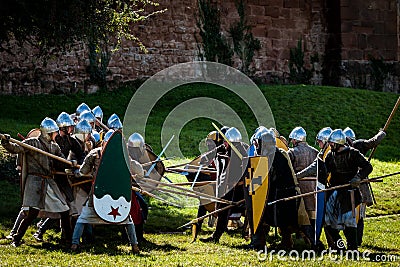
[0,0,399,95]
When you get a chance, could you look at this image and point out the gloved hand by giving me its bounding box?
[350,176,361,188]
[70,160,78,167]
[1,134,10,144]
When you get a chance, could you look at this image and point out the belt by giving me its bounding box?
[29,173,53,179]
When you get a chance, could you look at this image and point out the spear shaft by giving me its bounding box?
[267,172,400,206]
[0,133,74,166]
[178,199,245,229]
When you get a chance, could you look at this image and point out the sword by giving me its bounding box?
[145,135,174,177]
[190,164,202,190]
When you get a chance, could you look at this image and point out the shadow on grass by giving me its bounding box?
[26,236,184,256]
[362,244,400,253]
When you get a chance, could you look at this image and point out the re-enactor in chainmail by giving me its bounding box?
[1,118,72,247]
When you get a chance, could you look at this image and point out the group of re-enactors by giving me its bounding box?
[1,102,386,255]
[2,103,148,254]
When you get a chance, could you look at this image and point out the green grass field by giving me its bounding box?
[0,85,399,266]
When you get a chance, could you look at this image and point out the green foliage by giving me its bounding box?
[0,1,87,54]
[228,0,261,76]
[0,147,18,184]
[0,1,165,87]
[368,55,390,91]
[288,39,314,84]
[196,0,233,65]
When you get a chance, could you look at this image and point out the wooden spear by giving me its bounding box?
[96,118,110,131]
[169,181,215,186]
[366,96,400,204]
[0,133,75,167]
[138,181,230,205]
[132,186,182,208]
[165,167,216,174]
[368,96,400,161]
[267,172,400,206]
[139,177,234,205]
[178,199,245,229]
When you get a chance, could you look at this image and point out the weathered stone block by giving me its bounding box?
[267,28,281,39]
[265,6,280,18]
[341,7,359,20]
[250,5,264,16]
[342,33,357,48]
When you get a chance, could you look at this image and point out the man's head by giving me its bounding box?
[76,103,91,117]
[343,127,356,145]
[92,105,103,122]
[127,133,145,160]
[40,117,59,141]
[107,113,120,128]
[206,131,221,151]
[257,130,276,157]
[56,112,75,136]
[316,127,332,149]
[224,127,242,149]
[79,110,96,129]
[328,129,346,152]
[108,117,123,130]
[74,120,92,143]
[289,126,307,147]
[252,126,268,151]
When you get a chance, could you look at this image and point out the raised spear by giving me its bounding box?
[368,96,400,161]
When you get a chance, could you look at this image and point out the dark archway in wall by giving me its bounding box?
[322,0,342,86]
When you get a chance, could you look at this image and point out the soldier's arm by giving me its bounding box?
[79,150,96,175]
[354,150,373,179]
[359,130,386,151]
[130,159,145,179]
[296,159,317,179]
[54,143,66,158]
[1,137,28,154]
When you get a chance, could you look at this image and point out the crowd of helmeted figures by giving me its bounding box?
[0,102,387,254]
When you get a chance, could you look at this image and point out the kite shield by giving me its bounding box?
[93,130,132,223]
[245,156,269,235]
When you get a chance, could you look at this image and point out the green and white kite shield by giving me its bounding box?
[93,130,132,223]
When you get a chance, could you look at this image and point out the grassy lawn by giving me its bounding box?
[0,85,399,265]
